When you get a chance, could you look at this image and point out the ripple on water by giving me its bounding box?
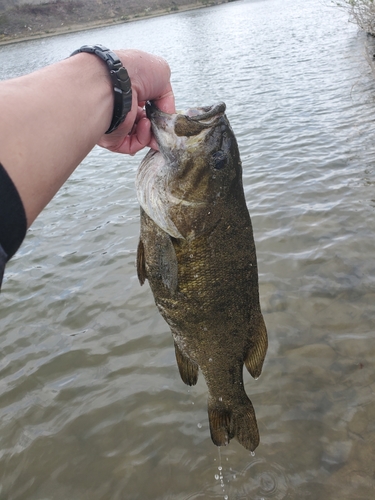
[1,0,375,498]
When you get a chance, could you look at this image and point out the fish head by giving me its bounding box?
[147,101,241,186]
[137,102,243,239]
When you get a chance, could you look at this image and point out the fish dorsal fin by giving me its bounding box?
[174,341,199,386]
[244,314,268,379]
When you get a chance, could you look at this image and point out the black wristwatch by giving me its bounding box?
[70,44,132,134]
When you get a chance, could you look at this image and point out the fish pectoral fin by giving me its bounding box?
[244,314,268,379]
[136,238,147,285]
[174,341,199,386]
[157,234,178,294]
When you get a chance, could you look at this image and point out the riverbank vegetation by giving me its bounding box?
[335,0,375,36]
[335,1,375,75]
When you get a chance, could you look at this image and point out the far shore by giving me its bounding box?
[0,2,219,47]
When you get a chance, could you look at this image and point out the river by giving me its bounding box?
[1,0,375,498]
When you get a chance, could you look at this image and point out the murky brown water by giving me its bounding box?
[1,0,375,498]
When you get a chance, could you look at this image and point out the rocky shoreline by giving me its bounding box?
[0,0,228,46]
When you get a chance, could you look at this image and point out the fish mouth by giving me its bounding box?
[145,101,226,122]
[146,101,226,154]
[145,101,173,137]
[184,102,226,121]
[145,100,161,120]
[146,101,226,122]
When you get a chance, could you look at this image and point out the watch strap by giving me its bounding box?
[70,44,132,134]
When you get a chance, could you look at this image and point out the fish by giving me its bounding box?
[135,101,268,451]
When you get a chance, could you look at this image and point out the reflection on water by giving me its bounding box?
[1,0,375,498]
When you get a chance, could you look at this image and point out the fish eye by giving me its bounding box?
[212,150,226,170]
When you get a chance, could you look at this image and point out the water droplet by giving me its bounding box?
[215,474,219,480]
[224,496,228,500]
[219,397,223,402]
[251,451,255,457]
[209,357,213,362]
[255,376,259,381]
[197,423,202,429]
[218,466,222,471]
[233,474,236,479]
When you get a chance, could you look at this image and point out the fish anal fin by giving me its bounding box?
[136,238,147,285]
[208,406,232,447]
[245,314,268,379]
[174,341,199,386]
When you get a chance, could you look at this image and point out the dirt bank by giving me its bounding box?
[0,0,228,46]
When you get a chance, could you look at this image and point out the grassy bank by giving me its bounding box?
[0,0,228,46]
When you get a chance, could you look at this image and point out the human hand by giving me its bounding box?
[97,49,175,155]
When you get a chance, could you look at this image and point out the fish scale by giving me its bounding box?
[136,101,268,451]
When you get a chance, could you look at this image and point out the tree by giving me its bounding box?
[335,0,375,36]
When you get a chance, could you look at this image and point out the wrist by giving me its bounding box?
[70,45,133,134]
[67,52,114,134]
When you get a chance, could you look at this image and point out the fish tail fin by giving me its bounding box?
[208,405,232,447]
[244,314,268,379]
[230,397,260,451]
[208,397,259,451]
[174,341,199,386]
[136,238,147,285]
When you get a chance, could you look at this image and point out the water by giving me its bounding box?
[1,0,375,498]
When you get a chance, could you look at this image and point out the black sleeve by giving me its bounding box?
[0,244,7,289]
[0,162,27,290]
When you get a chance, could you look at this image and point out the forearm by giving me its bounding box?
[0,47,174,235]
[0,53,115,227]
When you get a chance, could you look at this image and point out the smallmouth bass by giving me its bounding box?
[136,102,268,451]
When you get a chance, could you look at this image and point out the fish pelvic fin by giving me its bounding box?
[244,314,268,379]
[136,238,147,285]
[208,397,259,451]
[174,341,199,386]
